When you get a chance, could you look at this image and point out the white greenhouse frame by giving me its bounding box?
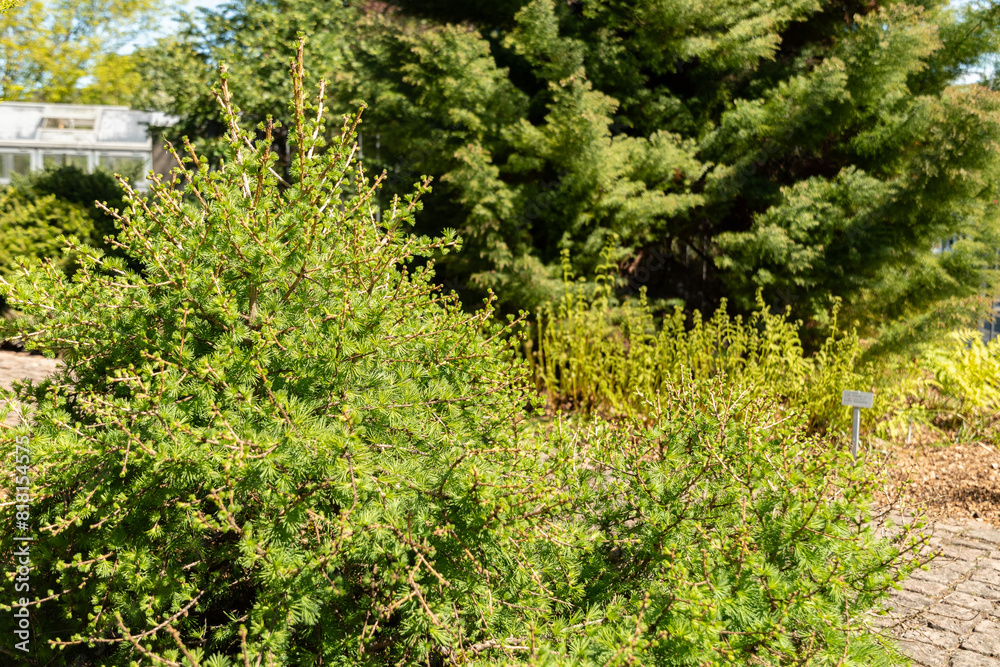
[0,102,176,192]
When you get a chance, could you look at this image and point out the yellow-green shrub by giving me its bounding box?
[924,329,1000,410]
[905,328,1000,440]
[533,249,902,434]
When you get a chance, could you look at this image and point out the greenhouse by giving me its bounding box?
[0,102,175,191]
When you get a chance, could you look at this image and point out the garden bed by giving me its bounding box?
[886,440,1000,523]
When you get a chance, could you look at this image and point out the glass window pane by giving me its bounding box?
[43,154,88,171]
[12,153,30,175]
[99,155,145,180]
[0,152,31,179]
[41,118,95,130]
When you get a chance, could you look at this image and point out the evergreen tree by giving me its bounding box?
[140,0,1000,348]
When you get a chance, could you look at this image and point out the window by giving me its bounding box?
[41,118,95,130]
[99,155,146,180]
[43,153,88,170]
[0,152,30,179]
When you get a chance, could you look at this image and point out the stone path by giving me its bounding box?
[0,349,60,388]
[875,517,1000,666]
[0,349,60,425]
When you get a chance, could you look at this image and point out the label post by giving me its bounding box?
[841,390,873,463]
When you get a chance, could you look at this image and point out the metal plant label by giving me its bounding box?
[841,390,873,409]
[841,390,873,462]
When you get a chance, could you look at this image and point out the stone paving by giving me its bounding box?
[0,349,60,387]
[0,349,60,425]
[874,516,1000,666]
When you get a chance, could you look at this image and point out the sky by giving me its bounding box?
[123,0,231,53]
[185,0,229,10]
[176,0,230,24]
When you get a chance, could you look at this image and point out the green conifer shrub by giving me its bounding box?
[530,381,925,667]
[0,50,547,665]
[13,165,130,256]
[0,166,130,317]
[0,191,93,275]
[0,47,923,666]
[0,186,94,314]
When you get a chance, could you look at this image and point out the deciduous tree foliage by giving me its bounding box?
[0,50,923,666]
[0,0,164,103]
[141,0,1000,348]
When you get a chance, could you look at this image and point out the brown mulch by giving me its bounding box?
[886,439,1000,523]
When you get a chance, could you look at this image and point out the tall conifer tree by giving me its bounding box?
[140,0,1000,348]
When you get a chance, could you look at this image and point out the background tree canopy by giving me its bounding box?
[137,0,1000,350]
[0,0,167,103]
